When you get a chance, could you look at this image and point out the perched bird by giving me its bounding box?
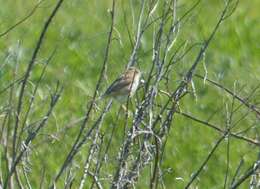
[101,67,142,103]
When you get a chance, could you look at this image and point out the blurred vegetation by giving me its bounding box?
[0,0,259,188]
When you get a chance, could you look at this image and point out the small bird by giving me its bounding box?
[101,67,142,103]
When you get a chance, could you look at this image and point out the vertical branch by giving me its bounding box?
[78,101,112,189]
[150,136,161,189]
[224,94,235,188]
[90,122,117,188]
[17,49,56,152]
[127,0,146,68]
[12,0,64,163]
[4,84,63,189]
[50,0,116,186]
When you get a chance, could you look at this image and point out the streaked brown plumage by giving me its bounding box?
[101,67,141,102]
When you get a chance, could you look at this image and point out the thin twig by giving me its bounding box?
[0,1,43,38]
[184,135,226,188]
[50,1,116,185]
[12,0,64,164]
[195,74,260,117]
[176,111,259,146]
[4,83,63,189]
[230,160,260,189]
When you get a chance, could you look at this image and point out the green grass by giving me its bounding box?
[0,0,259,188]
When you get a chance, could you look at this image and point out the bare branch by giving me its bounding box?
[0,1,43,38]
[12,0,64,164]
[184,135,226,189]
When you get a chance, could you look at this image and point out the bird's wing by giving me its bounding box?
[103,76,131,96]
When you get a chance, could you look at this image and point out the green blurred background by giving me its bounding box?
[0,0,259,188]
